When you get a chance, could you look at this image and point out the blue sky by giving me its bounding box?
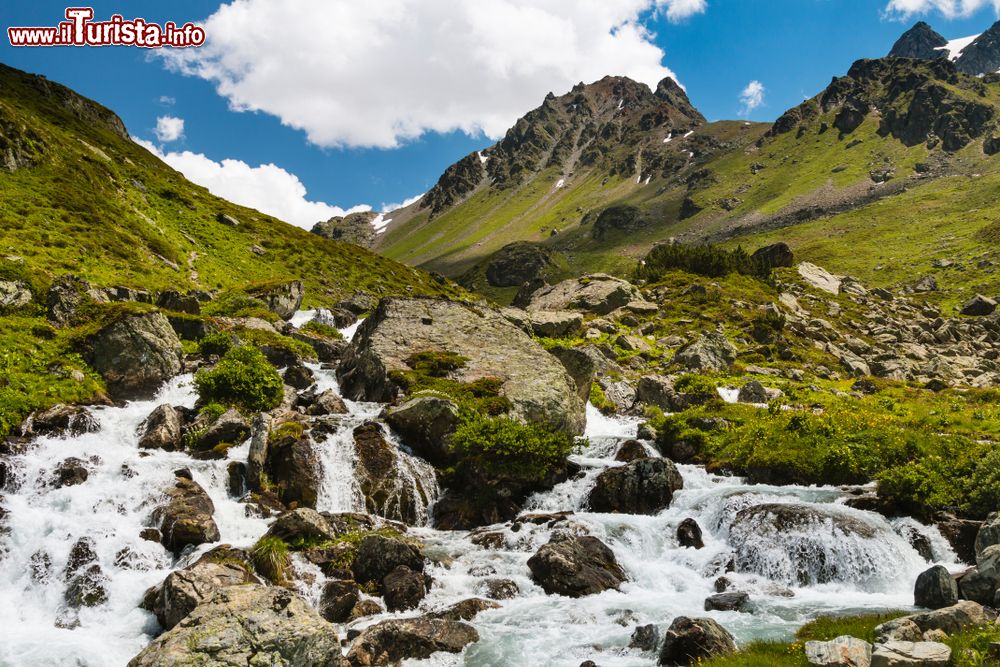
[1,0,997,228]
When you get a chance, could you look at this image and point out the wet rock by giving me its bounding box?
[870,641,950,667]
[804,635,872,667]
[302,388,349,416]
[143,546,258,629]
[673,332,737,371]
[527,534,626,597]
[630,624,661,652]
[264,427,321,508]
[938,514,980,564]
[137,404,183,451]
[382,565,428,611]
[587,458,683,515]
[349,598,385,621]
[345,617,478,666]
[351,534,424,586]
[677,518,705,549]
[914,565,958,609]
[246,280,304,320]
[195,408,250,453]
[52,457,89,488]
[384,396,460,466]
[25,404,100,438]
[283,364,315,390]
[704,591,749,612]
[658,616,736,665]
[319,579,361,623]
[526,274,645,316]
[615,439,649,463]
[156,474,220,555]
[128,585,340,667]
[63,537,108,608]
[291,330,348,363]
[337,297,585,434]
[353,422,436,525]
[30,550,52,583]
[481,578,519,600]
[79,312,183,399]
[961,294,997,317]
[264,508,338,544]
[425,598,500,621]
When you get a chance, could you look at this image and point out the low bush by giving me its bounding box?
[250,536,290,585]
[636,243,772,282]
[198,331,235,356]
[194,345,283,413]
[300,320,343,339]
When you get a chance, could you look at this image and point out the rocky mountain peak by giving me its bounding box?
[311,210,379,248]
[954,20,1000,76]
[419,75,704,216]
[888,21,948,60]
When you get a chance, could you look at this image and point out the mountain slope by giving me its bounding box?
[377,52,1000,306]
[0,62,459,305]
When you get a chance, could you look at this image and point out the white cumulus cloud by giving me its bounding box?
[738,80,765,116]
[883,0,1000,18]
[160,0,702,149]
[134,138,367,229]
[153,115,185,142]
[381,192,425,213]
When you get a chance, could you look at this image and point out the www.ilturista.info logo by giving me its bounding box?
[7,7,205,48]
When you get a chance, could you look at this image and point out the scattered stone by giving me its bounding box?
[614,439,649,463]
[804,635,872,667]
[319,579,360,623]
[529,310,584,338]
[704,591,750,612]
[526,274,645,316]
[137,405,183,451]
[425,598,500,622]
[195,408,250,453]
[736,380,769,404]
[351,534,424,586]
[914,565,958,609]
[247,280,304,320]
[0,280,32,310]
[630,624,661,652]
[283,364,315,390]
[962,294,997,317]
[63,537,108,608]
[52,458,89,488]
[25,404,100,438]
[527,534,626,597]
[155,474,220,555]
[677,518,705,549]
[798,262,842,294]
[382,565,428,611]
[673,332,737,372]
[870,641,950,667]
[346,617,478,666]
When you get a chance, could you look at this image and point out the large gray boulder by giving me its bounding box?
[658,616,736,665]
[247,280,304,320]
[346,616,478,665]
[143,546,258,629]
[914,565,958,609]
[484,241,556,288]
[137,405,183,451]
[961,294,997,317]
[527,534,626,597]
[798,262,842,294]
[127,585,340,666]
[80,312,183,399]
[673,332,737,371]
[587,458,683,515]
[264,426,321,508]
[909,600,987,635]
[0,280,32,310]
[337,297,585,434]
[526,274,644,315]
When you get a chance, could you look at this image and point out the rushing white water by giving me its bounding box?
[0,312,959,666]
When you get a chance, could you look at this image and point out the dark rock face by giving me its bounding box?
[346,617,479,666]
[337,297,585,435]
[483,241,556,287]
[351,535,424,586]
[26,404,100,438]
[548,346,596,403]
[283,364,315,390]
[301,388,349,416]
[195,408,250,452]
[615,439,649,463]
[143,546,258,629]
[46,275,107,325]
[914,564,959,609]
[63,537,108,608]
[52,458,89,488]
[592,205,645,241]
[156,475,220,555]
[382,565,428,611]
[264,428,321,509]
[421,151,487,216]
[319,579,361,623]
[888,22,948,60]
[247,280,304,320]
[630,624,661,652]
[677,518,705,549]
[137,405,183,451]
[311,210,378,248]
[955,21,1000,76]
[425,598,501,622]
[80,312,183,400]
[384,396,460,466]
[527,534,626,597]
[156,290,201,315]
[587,458,683,515]
[658,616,736,665]
[128,585,340,667]
[751,242,794,269]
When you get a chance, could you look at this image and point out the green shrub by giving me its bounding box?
[449,411,579,482]
[675,374,718,402]
[269,420,304,442]
[250,536,290,584]
[636,243,772,283]
[405,350,467,377]
[300,320,343,339]
[589,382,616,415]
[203,290,276,322]
[194,345,283,413]
[198,331,235,356]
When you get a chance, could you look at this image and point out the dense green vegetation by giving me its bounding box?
[449,411,578,482]
[194,346,284,414]
[636,243,772,283]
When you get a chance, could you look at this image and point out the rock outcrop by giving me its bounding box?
[337,297,585,434]
[247,280,304,320]
[80,311,182,400]
[525,274,644,316]
[346,617,478,666]
[658,616,736,665]
[587,458,683,515]
[527,534,626,597]
[155,473,220,555]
